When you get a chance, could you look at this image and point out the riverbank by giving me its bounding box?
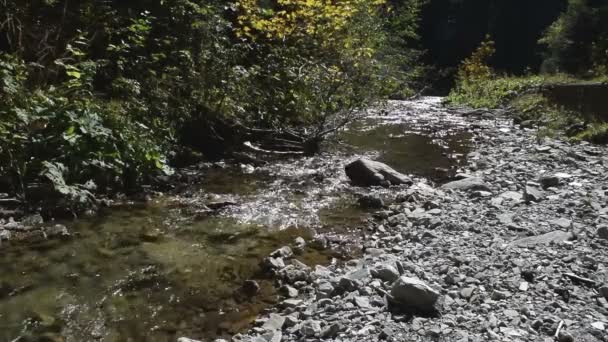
[232,98,608,342]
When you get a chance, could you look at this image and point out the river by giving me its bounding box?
[0,98,473,341]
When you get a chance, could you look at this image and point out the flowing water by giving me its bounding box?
[0,98,473,342]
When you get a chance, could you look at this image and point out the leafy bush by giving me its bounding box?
[447,75,545,108]
[0,54,171,206]
[0,0,424,207]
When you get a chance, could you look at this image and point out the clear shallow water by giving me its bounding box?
[0,98,473,342]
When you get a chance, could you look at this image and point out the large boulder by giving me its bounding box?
[390,276,441,314]
[345,158,412,187]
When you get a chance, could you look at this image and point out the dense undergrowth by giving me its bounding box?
[0,0,425,210]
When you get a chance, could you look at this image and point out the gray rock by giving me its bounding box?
[354,296,372,309]
[491,290,511,300]
[317,281,334,298]
[597,225,608,240]
[524,186,545,202]
[279,285,299,298]
[387,213,407,226]
[345,158,412,186]
[371,264,400,282]
[262,313,285,331]
[284,315,299,328]
[282,299,303,308]
[321,323,342,338]
[300,320,322,337]
[261,257,285,271]
[358,194,384,209]
[313,265,332,279]
[390,276,441,314]
[557,331,574,342]
[177,338,202,342]
[21,214,44,227]
[270,246,293,259]
[539,175,560,189]
[599,285,608,300]
[511,230,575,247]
[550,218,572,229]
[294,237,306,251]
[279,263,310,284]
[0,229,11,241]
[460,287,475,299]
[441,177,491,192]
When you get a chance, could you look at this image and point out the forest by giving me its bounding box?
[1,0,607,208]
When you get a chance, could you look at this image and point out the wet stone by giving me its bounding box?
[345,158,412,187]
[358,194,384,209]
[242,280,260,297]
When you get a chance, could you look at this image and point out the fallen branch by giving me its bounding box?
[243,141,304,156]
[563,272,596,286]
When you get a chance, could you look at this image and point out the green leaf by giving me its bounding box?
[66,70,82,79]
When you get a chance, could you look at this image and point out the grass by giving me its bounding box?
[446,73,608,144]
[572,123,608,144]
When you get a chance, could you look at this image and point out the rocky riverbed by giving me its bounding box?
[222,98,608,342]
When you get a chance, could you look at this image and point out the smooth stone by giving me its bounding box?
[345,158,412,186]
[358,194,384,209]
[441,177,491,192]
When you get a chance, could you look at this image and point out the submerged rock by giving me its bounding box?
[345,158,412,187]
[358,194,384,209]
[242,280,260,297]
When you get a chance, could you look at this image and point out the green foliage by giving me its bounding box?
[0,0,423,206]
[539,0,608,75]
[0,54,171,205]
[447,75,544,108]
[573,123,608,144]
[456,36,496,82]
